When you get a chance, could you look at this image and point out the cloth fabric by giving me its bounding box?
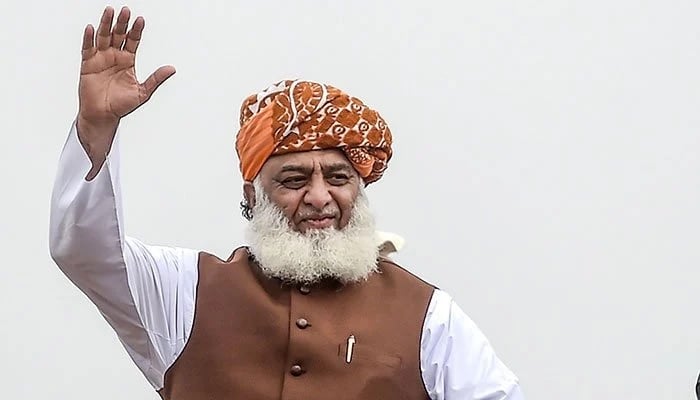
[377,230,406,256]
[49,121,524,400]
[236,79,393,184]
[160,249,436,400]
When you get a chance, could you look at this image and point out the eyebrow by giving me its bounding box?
[277,163,354,175]
[279,165,312,174]
[322,163,354,174]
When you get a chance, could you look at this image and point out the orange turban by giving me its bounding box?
[235,79,393,185]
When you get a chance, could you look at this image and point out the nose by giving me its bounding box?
[303,175,332,210]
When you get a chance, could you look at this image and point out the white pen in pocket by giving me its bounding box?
[345,334,356,363]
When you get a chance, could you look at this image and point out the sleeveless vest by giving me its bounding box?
[159,247,435,400]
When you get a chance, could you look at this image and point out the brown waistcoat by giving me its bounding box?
[159,247,435,400]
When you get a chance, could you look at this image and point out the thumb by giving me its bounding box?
[140,65,176,102]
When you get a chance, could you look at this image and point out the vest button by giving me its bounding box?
[290,364,304,376]
[299,285,311,295]
[296,318,309,329]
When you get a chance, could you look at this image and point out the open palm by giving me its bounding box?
[79,6,175,123]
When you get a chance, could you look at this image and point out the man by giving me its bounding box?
[49,6,524,400]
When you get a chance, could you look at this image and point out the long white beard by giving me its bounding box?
[245,180,380,284]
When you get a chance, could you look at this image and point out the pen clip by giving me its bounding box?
[345,334,356,364]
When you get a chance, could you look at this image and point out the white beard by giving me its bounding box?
[245,180,380,284]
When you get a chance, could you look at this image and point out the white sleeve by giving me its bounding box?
[49,120,199,390]
[421,290,524,400]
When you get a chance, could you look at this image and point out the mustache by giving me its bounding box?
[296,210,338,220]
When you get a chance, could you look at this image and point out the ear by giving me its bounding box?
[243,181,256,209]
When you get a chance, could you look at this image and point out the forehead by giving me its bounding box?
[260,149,356,175]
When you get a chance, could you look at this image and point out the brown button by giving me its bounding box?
[296,318,309,329]
[299,285,311,295]
[290,364,303,376]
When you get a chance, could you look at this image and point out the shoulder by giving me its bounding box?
[198,246,249,264]
[196,247,252,279]
[421,289,496,355]
[420,289,522,398]
[377,257,437,293]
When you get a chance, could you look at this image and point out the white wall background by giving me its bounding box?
[1,0,698,399]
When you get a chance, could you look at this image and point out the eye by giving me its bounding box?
[281,176,307,189]
[327,174,350,186]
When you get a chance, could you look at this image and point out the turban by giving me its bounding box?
[235,79,393,185]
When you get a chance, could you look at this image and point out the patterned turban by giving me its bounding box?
[235,79,393,185]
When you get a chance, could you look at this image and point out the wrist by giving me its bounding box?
[76,113,119,134]
[75,114,119,178]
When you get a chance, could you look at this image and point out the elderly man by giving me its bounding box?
[49,6,524,400]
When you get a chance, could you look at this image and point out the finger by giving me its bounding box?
[123,16,144,53]
[140,65,177,101]
[81,24,96,60]
[96,6,115,50]
[111,6,130,49]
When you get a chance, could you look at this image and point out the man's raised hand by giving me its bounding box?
[77,6,175,179]
[79,6,175,124]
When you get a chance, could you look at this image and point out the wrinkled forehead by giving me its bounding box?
[259,149,358,177]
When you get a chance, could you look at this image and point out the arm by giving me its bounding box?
[49,6,192,390]
[421,290,524,400]
[49,120,199,390]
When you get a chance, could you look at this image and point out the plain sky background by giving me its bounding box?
[1,0,698,399]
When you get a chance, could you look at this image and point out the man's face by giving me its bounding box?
[247,149,361,233]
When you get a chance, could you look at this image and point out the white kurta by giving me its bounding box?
[49,121,525,400]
